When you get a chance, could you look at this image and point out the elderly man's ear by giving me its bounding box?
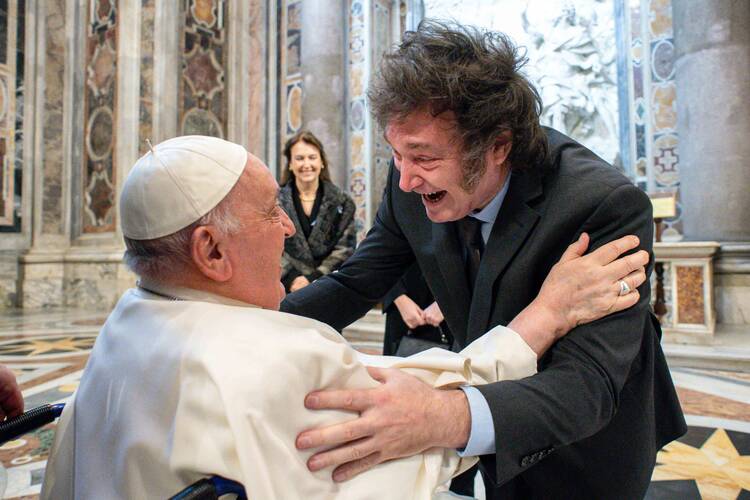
[190,226,233,282]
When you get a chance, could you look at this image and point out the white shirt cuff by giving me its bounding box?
[456,385,495,457]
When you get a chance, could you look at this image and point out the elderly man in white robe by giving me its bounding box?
[41,136,647,499]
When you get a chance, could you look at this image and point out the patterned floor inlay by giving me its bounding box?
[0,307,747,499]
[648,426,750,499]
[0,335,97,360]
[648,366,750,499]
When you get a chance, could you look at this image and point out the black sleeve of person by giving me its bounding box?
[476,183,683,487]
[382,262,436,312]
[280,163,416,330]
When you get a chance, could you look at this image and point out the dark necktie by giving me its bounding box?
[456,217,484,294]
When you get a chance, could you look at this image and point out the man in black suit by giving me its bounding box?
[283,21,686,498]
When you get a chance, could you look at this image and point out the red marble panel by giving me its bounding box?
[676,265,705,325]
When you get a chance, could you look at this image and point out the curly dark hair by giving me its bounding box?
[368,20,548,191]
[281,130,332,185]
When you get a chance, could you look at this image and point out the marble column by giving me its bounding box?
[33,0,69,246]
[300,0,347,188]
[247,0,270,165]
[152,1,180,143]
[19,0,71,308]
[673,1,750,325]
[673,0,750,242]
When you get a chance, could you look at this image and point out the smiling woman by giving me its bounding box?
[279,130,357,293]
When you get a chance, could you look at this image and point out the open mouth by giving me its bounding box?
[422,191,447,204]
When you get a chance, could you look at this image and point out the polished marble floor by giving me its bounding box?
[0,308,748,499]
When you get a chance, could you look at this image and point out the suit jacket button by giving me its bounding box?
[521,457,530,467]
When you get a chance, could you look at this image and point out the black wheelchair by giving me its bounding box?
[0,403,247,499]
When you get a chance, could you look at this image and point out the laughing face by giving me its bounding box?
[385,108,511,223]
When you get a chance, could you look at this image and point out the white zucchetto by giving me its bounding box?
[120,135,247,240]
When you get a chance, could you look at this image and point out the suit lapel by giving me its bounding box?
[432,221,472,348]
[467,170,543,341]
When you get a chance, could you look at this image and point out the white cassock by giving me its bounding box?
[42,283,537,500]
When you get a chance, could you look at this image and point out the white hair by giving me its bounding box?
[123,192,241,280]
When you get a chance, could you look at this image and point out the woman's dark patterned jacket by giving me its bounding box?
[279,180,357,287]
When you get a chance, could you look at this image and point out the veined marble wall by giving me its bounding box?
[347,0,370,239]
[138,0,155,156]
[247,0,267,158]
[0,0,277,309]
[370,0,396,228]
[618,0,682,240]
[41,0,66,237]
[273,0,407,239]
[179,0,229,138]
[280,0,303,154]
[0,0,19,227]
[82,0,118,234]
[346,0,403,241]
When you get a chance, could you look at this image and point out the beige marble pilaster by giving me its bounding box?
[152,1,180,143]
[247,0,269,163]
[112,0,141,245]
[227,0,250,147]
[29,0,68,248]
[20,0,71,308]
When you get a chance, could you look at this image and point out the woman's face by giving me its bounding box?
[289,141,324,184]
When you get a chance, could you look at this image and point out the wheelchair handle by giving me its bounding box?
[0,403,65,444]
[169,476,246,500]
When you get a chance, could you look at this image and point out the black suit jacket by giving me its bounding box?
[281,129,686,498]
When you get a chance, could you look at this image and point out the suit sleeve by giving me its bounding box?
[280,164,416,330]
[476,183,656,485]
[382,261,427,312]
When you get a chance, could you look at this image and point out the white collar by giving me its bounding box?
[470,172,512,225]
[137,278,259,309]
